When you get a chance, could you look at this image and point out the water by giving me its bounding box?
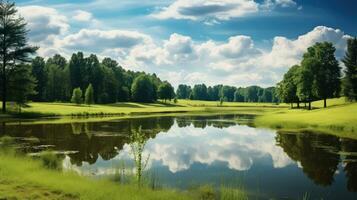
[1,114,357,199]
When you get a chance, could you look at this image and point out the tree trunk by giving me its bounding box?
[290,103,293,109]
[324,98,327,108]
[308,101,311,110]
[304,102,307,108]
[297,100,300,108]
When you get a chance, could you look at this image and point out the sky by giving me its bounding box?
[16,0,357,87]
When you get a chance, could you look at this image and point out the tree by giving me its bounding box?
[85,84,94,105]
[8,64,36,112]
[234,88,245,102]
[306,42,341,108]
[44,64,69,102]
[277,65,300,108]
[176,84,191,99]
[220,85,236,102]
[31,56,47,101]
[297,59,317,110]
[131,74,157,102]
[0,1,37,112]
[245,86,260,102]
[46,54,67,69]
[192,84,208,100]
[158,81,175,102]
[71,88,83,104]
[342,37,357,101]
[69,52,85,91]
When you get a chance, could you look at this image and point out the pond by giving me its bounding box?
[1,114,357,199]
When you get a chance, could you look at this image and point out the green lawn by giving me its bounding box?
[2,100,283,118]
[255,97,357,139]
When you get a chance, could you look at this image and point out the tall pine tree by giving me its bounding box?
[0,1,37,112]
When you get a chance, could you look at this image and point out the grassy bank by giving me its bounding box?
[255,98,357,139]
[0,152,196,200]
[0,151,250,200]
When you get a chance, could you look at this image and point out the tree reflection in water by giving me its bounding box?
[276,131,357,191]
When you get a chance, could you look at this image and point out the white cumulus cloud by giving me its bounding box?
[73,10,93,22]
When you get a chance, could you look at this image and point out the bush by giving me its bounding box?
[71,87,83,104]
[85,84,94,105]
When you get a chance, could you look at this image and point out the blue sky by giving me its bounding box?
[16,0,357,87]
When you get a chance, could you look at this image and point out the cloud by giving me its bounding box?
[152,0,259,21]
[73,10,93,22]
[260,0,297,10]
[59,29,152,53]
[259,26,350,69]
[18,6,69,43]
[109,123,293,173]
[152,0,299,23]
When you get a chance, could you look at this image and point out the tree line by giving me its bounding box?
[177,84,279,103]
[276,39,357,110]
[29,53,176,104]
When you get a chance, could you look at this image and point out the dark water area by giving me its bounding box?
[1,114,357,199]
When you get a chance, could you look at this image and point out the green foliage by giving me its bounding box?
[174,97,178,104]
[297,59,316,109]
[71,88,83,104]
[31,57,47,101]
[342,37,357,101]
[277,65,300,106]
[131,74,157,102]
[304,42,341,107]
[278,42,342,109]
[0,1,37,112]
[220,85,236,102]
[176,84,192,99]
[192,84,209,100]
[158,81,175,102]
[85,84,94,105]
[7,64,37,111]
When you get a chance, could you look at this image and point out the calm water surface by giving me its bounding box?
[1,114,357,199]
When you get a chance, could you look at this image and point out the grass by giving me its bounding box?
[255,97,357,139]
[0,150,251,200]
[0,152,196,200]
[0,100,283,125]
